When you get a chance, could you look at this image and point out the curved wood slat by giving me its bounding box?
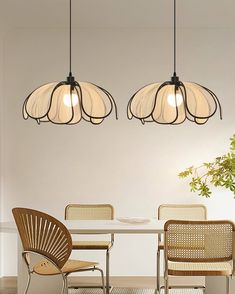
[12,207,72,269]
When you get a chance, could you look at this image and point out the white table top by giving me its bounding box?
[64,219,165,234]
[0,219,165,234]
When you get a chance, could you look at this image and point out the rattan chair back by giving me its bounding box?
[164,220,235,263]
[12,207,72,269]
[65,204,114,220]
[158,204,207,220]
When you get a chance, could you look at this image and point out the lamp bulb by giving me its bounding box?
[63,93,78,107]
[167,93,183,107]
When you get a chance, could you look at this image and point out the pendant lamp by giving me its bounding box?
[127,0,222,125]
[23,0,117,125]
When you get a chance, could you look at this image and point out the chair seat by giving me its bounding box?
[168,261,232,276]
[72,241,112,250]
[34,259,98,276]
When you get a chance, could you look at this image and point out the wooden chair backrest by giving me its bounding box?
[158,204,207,220]
[12,207,72,269]
[65,204,114,220]
[164,220,235,262]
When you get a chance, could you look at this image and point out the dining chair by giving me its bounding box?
[65,204,114,293]
[12,207,105,294]
[164,220,234,294]
[157,204,207,293]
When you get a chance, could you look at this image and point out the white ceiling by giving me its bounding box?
[0,0,235,31]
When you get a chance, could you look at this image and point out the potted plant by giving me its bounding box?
[179,135,235,198]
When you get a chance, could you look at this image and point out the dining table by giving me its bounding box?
[0,218,233,294]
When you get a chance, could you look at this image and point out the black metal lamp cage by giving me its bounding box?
[23,0,117,125]
[127,0,222,125]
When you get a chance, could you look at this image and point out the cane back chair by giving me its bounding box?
[164,220,235,294]
[157,204,207,292]
[65,204,114,293]
[12,207,105,294]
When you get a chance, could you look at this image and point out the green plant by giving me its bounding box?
[179,135,235,198]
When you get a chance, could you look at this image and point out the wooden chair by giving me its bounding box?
[12,207,105,294]
[65,204,114,293]
[157,204,207,292]
[164,220,235,294]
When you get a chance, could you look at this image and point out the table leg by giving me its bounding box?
[156,248,160,294]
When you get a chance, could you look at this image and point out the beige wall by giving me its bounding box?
[1,28,235,276]
[0,30,4,277]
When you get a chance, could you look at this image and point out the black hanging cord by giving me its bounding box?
[173,0,176,76]
[67,0,74,83]
[69,0,72,76]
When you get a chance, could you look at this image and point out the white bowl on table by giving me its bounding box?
[116,217,150,224]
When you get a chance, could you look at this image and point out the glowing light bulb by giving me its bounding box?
[167,93,183,107]
[63,93,78,107]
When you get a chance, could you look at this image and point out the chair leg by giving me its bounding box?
[61,274,68,294]
[164,275,169,294]
[226,276,231,294]
[94,267,106,294]
[23,271,32,294]
[106,249,110,294]
[156,249,161,294]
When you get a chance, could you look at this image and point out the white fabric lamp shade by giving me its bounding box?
[127,81,222,125]
[23,81,117,125]
[22,0,117,126]
[127,0,222,126]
